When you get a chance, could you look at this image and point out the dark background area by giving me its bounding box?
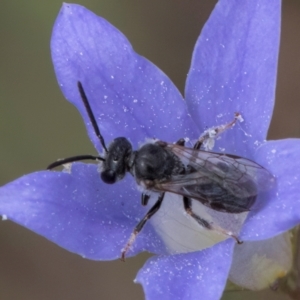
[0,1,299,299]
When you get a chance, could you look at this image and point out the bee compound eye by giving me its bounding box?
[101,170,117,184]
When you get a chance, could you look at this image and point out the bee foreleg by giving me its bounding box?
[183,197,243,244]
[121,192,165,261]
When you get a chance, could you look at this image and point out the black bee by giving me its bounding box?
[48,81,275,260]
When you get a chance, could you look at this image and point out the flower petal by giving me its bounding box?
[51,4,197,152]
[185,0,281,157]
[0,163,166,260]
[229,232,292,290]
[136,240,234,300]
[241,139,300,240]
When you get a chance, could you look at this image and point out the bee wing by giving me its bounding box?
[154,144,275,213]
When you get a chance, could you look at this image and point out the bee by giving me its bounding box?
[48,81,275,260]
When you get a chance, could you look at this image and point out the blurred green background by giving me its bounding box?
[0,1,299,299]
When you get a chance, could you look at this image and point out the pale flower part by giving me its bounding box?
[229,232,293,290]
[150,186,248,254]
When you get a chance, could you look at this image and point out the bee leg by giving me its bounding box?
[183,197,212,229]
[121,192,165,261]
[141,193,150,206]
[194,112,242,150]
[183,197,243,244]
[175,138,185,146]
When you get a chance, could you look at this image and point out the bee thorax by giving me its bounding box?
[133,143,184,182]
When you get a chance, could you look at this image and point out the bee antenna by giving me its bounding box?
[77,81,108,153]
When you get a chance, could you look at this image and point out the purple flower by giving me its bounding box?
[0,0,299,299]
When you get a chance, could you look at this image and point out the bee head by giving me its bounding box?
[101,137,132,184]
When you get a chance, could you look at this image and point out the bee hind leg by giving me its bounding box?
[194,113,242,150]
[121,192,165,261]
[183,197,243,244]
[183,197,212,229]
